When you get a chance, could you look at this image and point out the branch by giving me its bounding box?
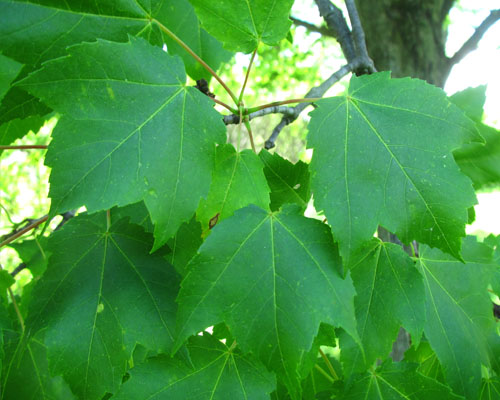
[0,215,48,248]
[314,0,356,61]
[448,9,500,66]
[224,106,296,125]
[264,62,356,149]
[290,16,336,38]
[345,0,376,73]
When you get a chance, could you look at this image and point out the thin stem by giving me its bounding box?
[314,364,335,383]
[152,18,239,105]
[0,145,48,150]
[244,120,256,153]
[247,97,322,113]
[212,98,239,114]
[319,348,339,380]
[239,46,258,103]
[9,287,25,332]
[106,210,111,232]
[0,204,15,225]
[0,215,48,249]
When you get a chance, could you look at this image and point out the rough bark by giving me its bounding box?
[356,0,454,87]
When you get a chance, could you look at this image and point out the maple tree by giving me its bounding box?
[1,1,500,399]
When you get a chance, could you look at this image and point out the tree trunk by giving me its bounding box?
[356,0,454,87]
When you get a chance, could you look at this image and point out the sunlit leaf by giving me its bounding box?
[20,37,226,249]
[308,72,481,263]
[188,0,295,53]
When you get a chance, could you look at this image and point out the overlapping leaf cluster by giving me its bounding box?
[1,1,500,399]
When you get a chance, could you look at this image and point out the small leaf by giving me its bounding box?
[259,149,311,212]
[20,37,226,249]
[188,0,295,53]
[341,239,425,375]
[176,205,358,399]
[307,72,481,263]
[25,212,180,400]
[197,144,270,233]
[417,237,497,399]
[114,333,276,399]
[338,360,463,399]
[449,85,486,122]
[454,123,500,189]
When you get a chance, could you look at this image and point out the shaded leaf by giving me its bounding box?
[417,237,496,398]
[188,0,295,53]
[20,37,226,249]
[9,236,50,278]
[404,339,445,383]
[114,333,275,400]
[307,72,480,264]
[0,53,22,101]
[175,205,358,399]
[1,331,76,400]
[341,239,425,375]
[111,201,154,233]
[166,215,203,277]
[0,115,47,157]
[480,377,500,400]
[259,149,311,212]
[197,144,270,233]
[338,360,463,400]
[25,212,180,400]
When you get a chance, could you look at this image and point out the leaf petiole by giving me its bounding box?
[238,46,258,103]
[152,18,239,105]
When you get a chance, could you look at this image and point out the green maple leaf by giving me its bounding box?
[2,331,76,400]
[0,0,229,82]
[25,212,180,400]
[188,0,295,53]
[338,361,463,400]
[197,144,270,233]
[417,237,497,399]
[259,149,311,212]
[20,38,226,249]
[114,333,276,399]
[175,205,358,399]
[341,239,425,375]
[307,72,481,264]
